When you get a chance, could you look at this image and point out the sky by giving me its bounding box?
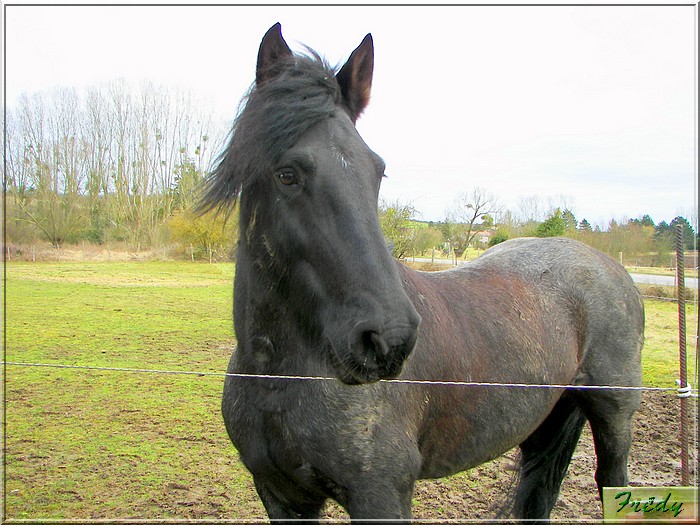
[3,2,698,227]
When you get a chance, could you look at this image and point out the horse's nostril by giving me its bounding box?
[347,324,417,381]
[366,331,390,356]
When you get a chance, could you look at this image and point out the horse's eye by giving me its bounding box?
[278,170,298,186]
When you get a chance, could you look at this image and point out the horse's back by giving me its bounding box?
[477,237,644,382]
[406,236,644,392]
[476,238,644,514]
[478,236,636,293]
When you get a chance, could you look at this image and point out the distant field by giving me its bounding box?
[3,261,697,520]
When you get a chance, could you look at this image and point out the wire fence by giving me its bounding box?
[2,360,697,397]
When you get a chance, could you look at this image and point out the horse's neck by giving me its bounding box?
[233,252,326,376]
[233,251,285,336]
[394,259,423,296]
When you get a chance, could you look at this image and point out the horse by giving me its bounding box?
[200,23,644,522]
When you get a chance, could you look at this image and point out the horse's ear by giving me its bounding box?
[336,34,374,123]
[256,23,293,85]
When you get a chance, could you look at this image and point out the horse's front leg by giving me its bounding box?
[345,475,416,522]
[254,477,326,524]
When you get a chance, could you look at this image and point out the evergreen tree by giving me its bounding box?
[578,218,593,232]
[535,209,566,238]
[561,209,577,231]
[669,216,696,250]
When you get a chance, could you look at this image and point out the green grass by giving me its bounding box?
[4,261,265,520]
[641,295,697,387]
[5,262,235,369]
[3,261,696,520]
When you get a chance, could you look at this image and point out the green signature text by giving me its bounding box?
[615,490,684,518]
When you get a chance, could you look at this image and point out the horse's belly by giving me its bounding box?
[416,386,563,479]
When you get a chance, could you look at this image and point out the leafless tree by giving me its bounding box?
[4,79,221,250]
[445,187,502,256]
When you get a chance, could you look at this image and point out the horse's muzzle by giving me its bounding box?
[337,319,420,385]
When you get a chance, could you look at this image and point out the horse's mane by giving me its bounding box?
[198,50,341,214]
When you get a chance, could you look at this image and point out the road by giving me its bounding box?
[408,257,698,289]
[629,272,698,289]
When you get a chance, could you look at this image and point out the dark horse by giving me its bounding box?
[201,24,644,522]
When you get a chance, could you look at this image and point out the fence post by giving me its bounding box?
[674,223,689,486]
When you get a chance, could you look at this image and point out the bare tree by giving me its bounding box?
[546,194,576,219]
[516,194,545,224]
[445,187,501,257]
[5,79,222,251]
[4,107,38,244]
[7,91,86,248]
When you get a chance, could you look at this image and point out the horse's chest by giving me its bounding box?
[224,385,310,476]
[225,377,330,457]
[224,376,414,490]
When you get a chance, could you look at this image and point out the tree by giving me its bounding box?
[621,219,656,261]
[168,209,238,262]
[654,220,674,254]
[82,87,117,243]
[535,209,566,238]
[515,194,546,224]
[172,156,204,211]
[629,214,655,228]
[445,188,501,257]
[561,209,578,233]
[6,91,87,248]
[378,201,416,259]
[578,219,593,233]
[411,226,443,256]
[488,230,509,247]
[669,216,696,251]
[5,80,219,251]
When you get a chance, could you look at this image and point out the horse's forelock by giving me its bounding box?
[197,52,340,215]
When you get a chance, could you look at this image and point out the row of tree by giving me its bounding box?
[380,190,697,268]
[3,83,696,264]
[4,80,226,256]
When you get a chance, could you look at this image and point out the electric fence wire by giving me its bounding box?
[2,360,697,396]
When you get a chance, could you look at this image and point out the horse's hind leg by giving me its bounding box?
[574,264,643,499]
[579,388,641,499]
[513,394,587,521]
[576,316,642,499]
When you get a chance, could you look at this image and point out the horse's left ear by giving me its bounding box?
[336,34,374,123]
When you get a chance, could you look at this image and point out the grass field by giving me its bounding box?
[3,261,697,520]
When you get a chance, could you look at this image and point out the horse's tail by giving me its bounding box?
[509,397,587,519]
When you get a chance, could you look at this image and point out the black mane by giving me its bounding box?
[198,51,341,214]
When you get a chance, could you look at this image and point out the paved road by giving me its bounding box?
[629,273,698,289]
[409,258,698,289]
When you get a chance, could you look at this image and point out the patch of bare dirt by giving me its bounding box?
[5,242,177,262]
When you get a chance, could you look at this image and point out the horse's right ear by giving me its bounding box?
[256,23,293,85]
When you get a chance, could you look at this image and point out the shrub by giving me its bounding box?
[168,209,238,262]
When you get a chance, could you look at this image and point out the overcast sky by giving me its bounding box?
[4,2,697,227]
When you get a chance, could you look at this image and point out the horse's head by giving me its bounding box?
[202,24,420,385]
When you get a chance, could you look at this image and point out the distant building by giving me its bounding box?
[476,228,498,246]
